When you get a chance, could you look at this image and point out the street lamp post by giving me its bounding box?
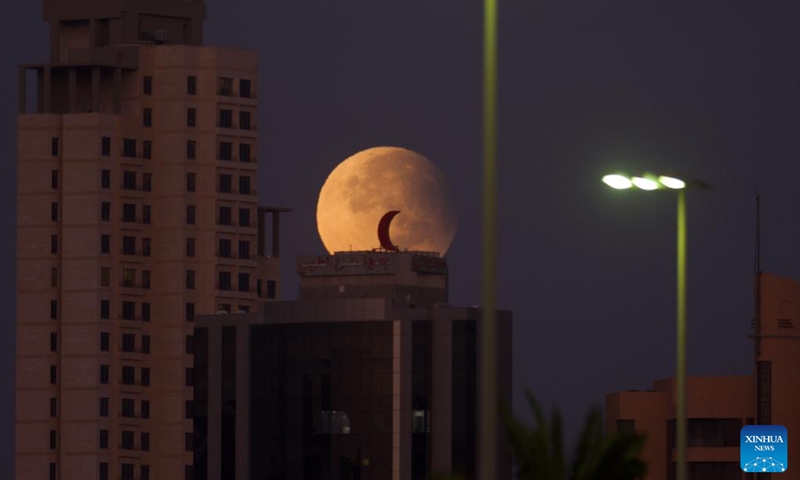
[602,173,710,480]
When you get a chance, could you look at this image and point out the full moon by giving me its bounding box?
[316,146,457,255]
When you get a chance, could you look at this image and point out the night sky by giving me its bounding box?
[3,0,800,469]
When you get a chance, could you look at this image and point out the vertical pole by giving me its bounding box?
[676,190,687,480]
[479,0,498,479]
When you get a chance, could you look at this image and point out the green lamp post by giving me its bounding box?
[602,173,711,480]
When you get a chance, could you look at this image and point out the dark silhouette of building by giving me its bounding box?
[194,251,513,480]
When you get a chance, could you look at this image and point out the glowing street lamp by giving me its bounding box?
[602,172,711,480]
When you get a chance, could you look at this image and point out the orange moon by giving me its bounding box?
[316,146,457,255]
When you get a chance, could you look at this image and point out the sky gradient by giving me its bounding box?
[3,0,800,469]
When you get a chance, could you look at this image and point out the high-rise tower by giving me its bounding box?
[15,1,287,479]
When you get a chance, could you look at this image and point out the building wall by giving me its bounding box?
[16,43,273,480]
[606,377,753,480]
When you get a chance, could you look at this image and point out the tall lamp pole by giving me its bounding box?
[602,173,710,480]
[479,0,498,479]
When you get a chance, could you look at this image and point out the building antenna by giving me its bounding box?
[754,187,762,358]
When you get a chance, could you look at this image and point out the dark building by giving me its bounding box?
[194,251,512,480]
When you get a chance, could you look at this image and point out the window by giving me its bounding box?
[50,332,57,352]
[50,430,57,449]
[240,78,251,98]
[99,397,109,417]
[186,173,196,192]
[122,203,136,222]
[267,280,276,299]
[186,140,196,159]
[100,300,110,319]
[142,173,152,192]
[143,76,152,94]
[185,465,194,480]
[142,270,151,289]
[101,202,110,221]
[50,300,58,319]
[49,463,56,480]
[218,206,231,225]
[51,170,59,189]
[122,301,136,320]
[143,205,151,224]
[122,268,136,287]
[185,432,194,451]
[51,235,58,254]
[50,365,57,384]
[50,397,57,417]
[121,463,134,480]
[51,202,58,221]
[187,108,196,127]
[141,400,150,419]
[50,267,58,287]
[122,333,135,352]
[141,302,151,322]
[186,303,195,322]
[101,137,111,156]
[187,75,197,95]
[123,138,136,157]
[121,431,134,449]
[239,207,251,227]
[141,465,150,480]
[122,236,136,255]
[121,366,135,385]
[219,109,233,128]
[51,137,59,156]
[219,77,233,96]
[185,400,193,419]
[185,368,194,386]
[141,432,150,451]
[218,271,232,290]
[186,335,194,354]
[186,238,196,257]
[143,108,152,127]
[100,332,109,351]
[101,169,110,188]
[101,267,110,286]
[100,365,109,384]
[239,240,250,259]
[239,176,251,195]
[239,305,250,313]
[219,141,233,160]
[238,272,250,292]
[617,419,635,432]
[239,111,251,130]
[123,171,136,190]
[186,205,196,225]
[141,367,151,386]
[239,143,251,162]
[186,270,196,289]
[142,335,151,354]
[99,463,109,480]
[142,140,152,159]
[218,303,231,312]
[219,174,232,193]
[142,238,151,256]
[100,234,110,254]
[99,429,109,449]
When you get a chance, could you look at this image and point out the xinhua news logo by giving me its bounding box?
[741,425,788,473]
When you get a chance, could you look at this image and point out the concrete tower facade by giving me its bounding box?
[16,1,286,479]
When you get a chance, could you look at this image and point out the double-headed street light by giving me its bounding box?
[602,172,711,480]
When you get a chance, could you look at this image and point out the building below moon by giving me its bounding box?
[193,250,513,480]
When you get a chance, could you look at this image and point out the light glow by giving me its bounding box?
[602,174,633,189]
[659,176,686,189]
[632,177,659,190]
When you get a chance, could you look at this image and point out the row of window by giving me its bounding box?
[50,135,254,163]
[144,74,252,99]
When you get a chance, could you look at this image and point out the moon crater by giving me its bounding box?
[316,146,457,255]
